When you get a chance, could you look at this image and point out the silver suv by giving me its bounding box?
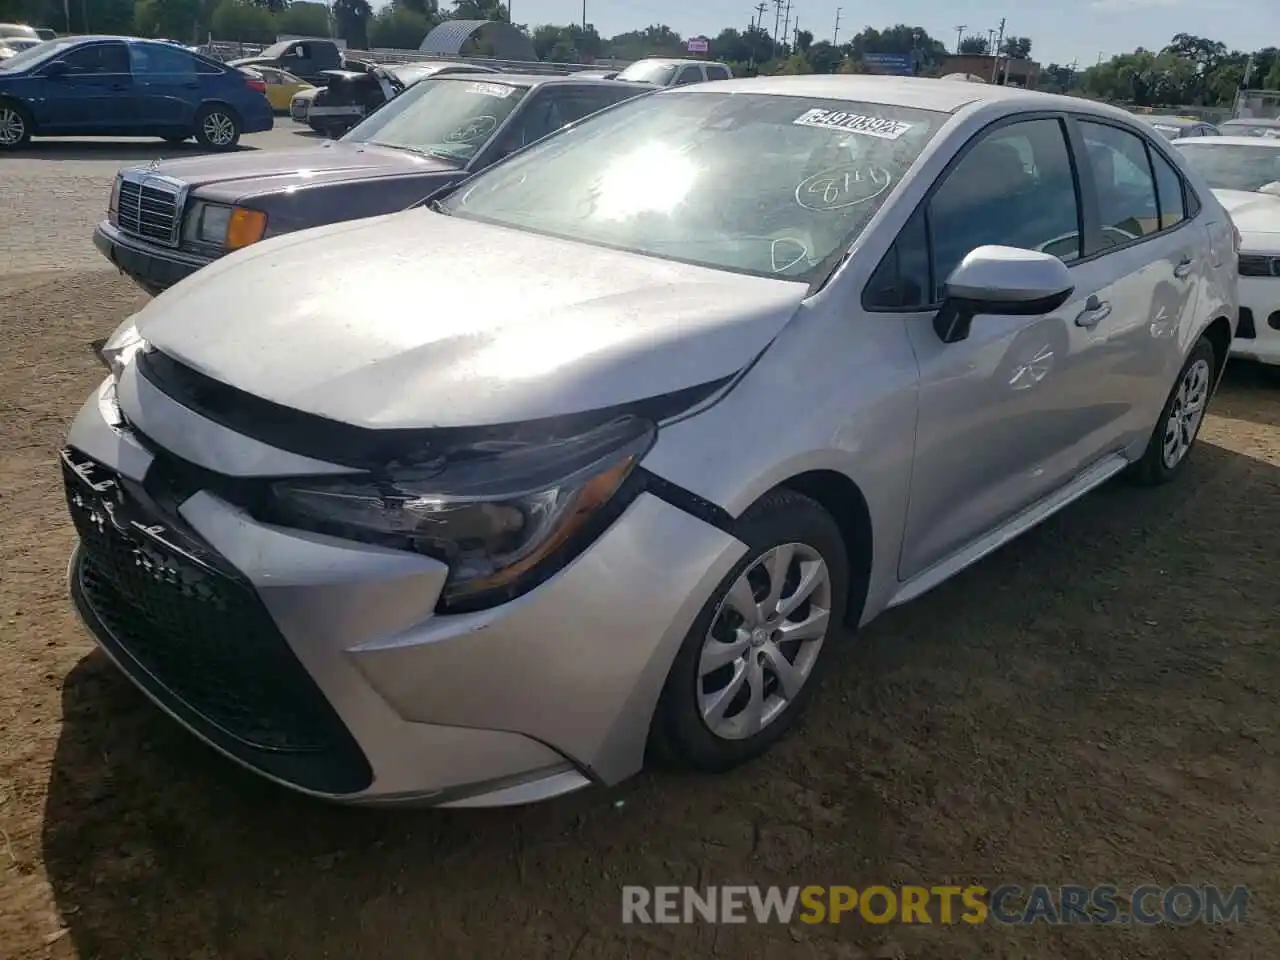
[64,75,1236,807]
[616,57,733,86]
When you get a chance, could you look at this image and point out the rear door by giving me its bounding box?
[1069,117,1199,438]
[35,40,133,132]
[128,42,203,132]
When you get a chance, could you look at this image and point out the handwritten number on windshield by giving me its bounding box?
[795,165,893,211]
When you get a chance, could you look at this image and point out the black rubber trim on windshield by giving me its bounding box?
[136,348,732,470]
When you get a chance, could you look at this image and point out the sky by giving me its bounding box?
[424,0,1280,68]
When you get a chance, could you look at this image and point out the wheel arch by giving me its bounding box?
[774,469,873,628]
[1201,314,1233,383]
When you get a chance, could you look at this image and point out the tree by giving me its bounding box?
[277,1,332,36]
[332,0,372,47]
[368,6,435,48]
[449,0,507,20]
[212,0,276,42]
[958,34,989,55]
[135,0,204,40]
[394,0,438,14]
[1000,36,1031,59]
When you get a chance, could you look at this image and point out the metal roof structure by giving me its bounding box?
[419,19,537,62]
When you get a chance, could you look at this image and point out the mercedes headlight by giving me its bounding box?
[264,417,656,612]
[183,200,268,250]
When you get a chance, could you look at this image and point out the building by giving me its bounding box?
[937,54,1040,89]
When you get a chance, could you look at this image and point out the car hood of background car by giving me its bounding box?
[129,211,810,430]
[1213,189,1280,242]
[148,141,455,202]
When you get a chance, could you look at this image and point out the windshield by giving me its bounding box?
[617,61,676,85]
[342,76,529,163]
[438,91,947,281]
[0,37,72,70]
[1175,142,1280,192]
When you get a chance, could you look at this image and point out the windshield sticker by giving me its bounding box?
[793,108,913,140]
[463,81,516,98]
[795,165,893,211]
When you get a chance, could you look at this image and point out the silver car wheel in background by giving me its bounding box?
[203,111,236,146]
[697,542,833,741]
[0,107,25,145]
[1162,357,1211,468]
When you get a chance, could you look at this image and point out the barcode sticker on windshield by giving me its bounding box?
[792,108,913,140]
[464,82,516,98]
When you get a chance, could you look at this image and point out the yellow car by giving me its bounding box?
[252,65,315,113]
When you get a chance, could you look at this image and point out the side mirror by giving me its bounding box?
[934,245,1075,344]
[43,59,68,77]
[1258,181,1280,197]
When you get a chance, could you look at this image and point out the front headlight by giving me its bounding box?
[97,320,148,380]
[182,200,268,250]
[264,416,656,612]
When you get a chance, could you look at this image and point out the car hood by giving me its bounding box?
[1213,188,1280,241]
[130,211,809,430]
[143,141,457,200]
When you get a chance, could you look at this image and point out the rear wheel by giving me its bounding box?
[1128,336,1217,486]
[194,105,241,150]
[0,100,32,150]
[649,489,849,772]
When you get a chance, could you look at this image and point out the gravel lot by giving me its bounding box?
[1,128,1279,960]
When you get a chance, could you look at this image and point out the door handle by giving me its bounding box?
[1173,257,1194,279]
[1075,295,1112,330]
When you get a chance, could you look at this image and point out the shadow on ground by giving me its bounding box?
[18,138,257,163]
[39,436,1280,959]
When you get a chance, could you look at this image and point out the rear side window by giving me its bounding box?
[706,65,731,81]
[1079,121,1160,245]
[552,88,637,123]
[1149,148,1186,230]
[129,44,198,77]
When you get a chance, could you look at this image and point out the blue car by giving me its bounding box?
[0,35,273,151]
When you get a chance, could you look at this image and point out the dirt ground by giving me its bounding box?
[0,266,1278,960]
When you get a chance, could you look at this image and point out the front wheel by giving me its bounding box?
[0,100,33,150]
[649,488,849,772]
[1128,336,1217,486]
[194,105,241,150]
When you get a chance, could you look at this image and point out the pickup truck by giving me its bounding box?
[229,38,343,85]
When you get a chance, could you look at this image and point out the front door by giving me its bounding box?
[36,40,134,132]
[897,116,1116,580]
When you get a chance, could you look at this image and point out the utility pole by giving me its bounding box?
[954,25,965,54]
[781,0,793,49]
[793,19,800,49]
[753,1,767,35]
[772,0,784,50]
[581,0,586,31]
[832,7,841,45]
[990,17,1005,83]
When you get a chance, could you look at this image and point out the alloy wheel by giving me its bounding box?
[0,108,25,146]
[1162,357,1211,469]
[203,111,236,146]
[697,542,833,741]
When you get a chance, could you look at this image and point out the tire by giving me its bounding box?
[0,99,33,151]
[194,104,241,150]
[649,488,850,772]
[1128,335,1217,486]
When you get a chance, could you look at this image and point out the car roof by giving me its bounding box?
[1221,117,1280,126]
[1148,116,1204,126]
[627,57,725,66]
[434,72,650,90]
[1172,135,1280,147]
[659,74,1143,118]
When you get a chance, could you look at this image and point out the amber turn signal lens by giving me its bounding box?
[226,208,268,250]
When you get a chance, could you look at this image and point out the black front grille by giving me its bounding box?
[1238,254,1280,278]
[116,178,181,246]
[1238,307,1257,339]
[63,448,372,795]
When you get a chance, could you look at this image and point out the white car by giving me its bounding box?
[290,85,321,123]
[1174,135,1280,365]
